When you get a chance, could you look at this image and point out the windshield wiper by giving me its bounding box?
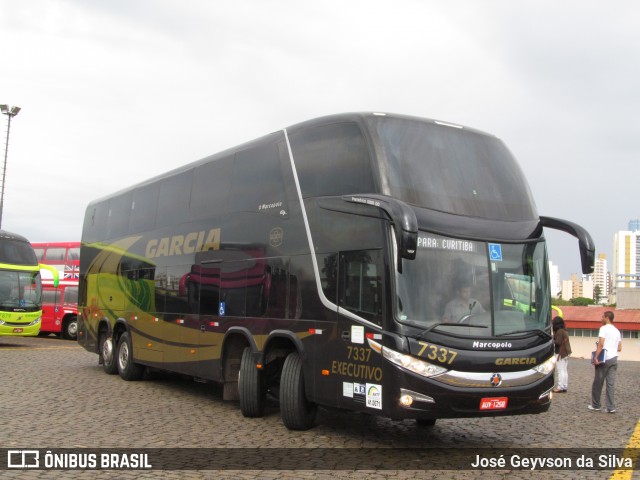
[419,322,488,338]
[495,328,552,339]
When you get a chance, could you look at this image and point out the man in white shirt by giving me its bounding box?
[588,311,622,413]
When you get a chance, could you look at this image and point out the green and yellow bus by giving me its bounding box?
[0,230,59,337]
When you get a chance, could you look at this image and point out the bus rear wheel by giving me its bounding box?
[62,315,78,340]
[280,352,316,430]
[100,331,118,375]
[238,347,266,417]
[117,331,144,381]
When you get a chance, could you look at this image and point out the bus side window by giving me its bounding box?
[288,122,374,198]
[45,248,66,261]
[338,250,383,325]
[319,253,338,305]
[107,192,133,239]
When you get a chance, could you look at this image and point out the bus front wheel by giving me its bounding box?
[280,352,316,430]
[116,331,144,381]
[238,347,266,417]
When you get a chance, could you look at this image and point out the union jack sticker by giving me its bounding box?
[64,265,79,279]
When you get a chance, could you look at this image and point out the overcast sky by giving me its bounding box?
[1,0,639,280]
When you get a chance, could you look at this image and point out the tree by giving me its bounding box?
[552,298,572,306]
[593,285,602,304]
[570,297,594,306]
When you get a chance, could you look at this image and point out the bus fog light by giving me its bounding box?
[400,388,435,407]
[400,394,414,407]
[539,387,554,401]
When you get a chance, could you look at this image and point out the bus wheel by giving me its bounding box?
[239,347,266,417]
[100,332,118,375]
[63,316,78,340]
[116,331,144,381]
[280,352,317,430]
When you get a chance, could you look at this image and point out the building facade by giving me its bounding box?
[548,261,561,298]
[592,253,609,303]
[613,229,640,290]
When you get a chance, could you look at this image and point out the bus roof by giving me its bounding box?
[85,112,497,208]
[31,242,80,248]
[0,229,32,243]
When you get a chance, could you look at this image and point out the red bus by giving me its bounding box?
[31,242,80,340]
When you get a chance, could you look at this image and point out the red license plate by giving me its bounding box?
[13,328,23,333]
[480,397,508,410]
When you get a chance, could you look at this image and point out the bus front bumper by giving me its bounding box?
[380,359,554,421]
[0,317,41,336]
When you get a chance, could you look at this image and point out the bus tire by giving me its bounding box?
[116,331,144,381]
[62,315,78,340]
[238,347,266,417]
[280,352,316,430]
[100,331,118,375]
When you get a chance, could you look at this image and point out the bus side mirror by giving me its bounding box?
[39,263,60,287]
[540,216,595,274]
[343,195,418,270]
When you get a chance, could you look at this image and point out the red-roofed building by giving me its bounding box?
[559,306,640,334]
[554,306,640,361]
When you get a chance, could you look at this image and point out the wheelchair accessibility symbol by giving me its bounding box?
[489,243,503,261]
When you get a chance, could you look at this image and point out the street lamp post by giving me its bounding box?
[0,104,21,230]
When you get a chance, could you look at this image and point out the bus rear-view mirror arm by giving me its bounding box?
[539,216,595,275]
[342,195,418,271]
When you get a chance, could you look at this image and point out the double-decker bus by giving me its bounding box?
[0,231,59,337]
[32,242,80,340]
[78,113,594,430]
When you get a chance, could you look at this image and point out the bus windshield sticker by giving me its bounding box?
[351,325,364,344]
[219,302,226,316]
[489,243,503,261]
[342,382,354,398]
[365,383,382,409]
[417,235,477,253]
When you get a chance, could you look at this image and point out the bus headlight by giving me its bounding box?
[367,338,448,378]
[533,355,556,376]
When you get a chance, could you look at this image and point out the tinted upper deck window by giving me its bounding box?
[191,155,234,220]
[231,141,287,214]
[371,117,538,221]
[44,248,66,261]
[0,239,37,265]
[289,122,374,198]
[130,182,159,233]
[157,170,193,228]
[84,203,109,243]
[107,192,133,239]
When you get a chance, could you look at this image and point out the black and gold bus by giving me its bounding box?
[78,113,594,430]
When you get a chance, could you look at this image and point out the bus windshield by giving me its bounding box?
[372,116,538,221]
[395,232,550,338]
[0,270,42,310]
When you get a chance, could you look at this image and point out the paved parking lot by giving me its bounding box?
[1,335,638,479]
